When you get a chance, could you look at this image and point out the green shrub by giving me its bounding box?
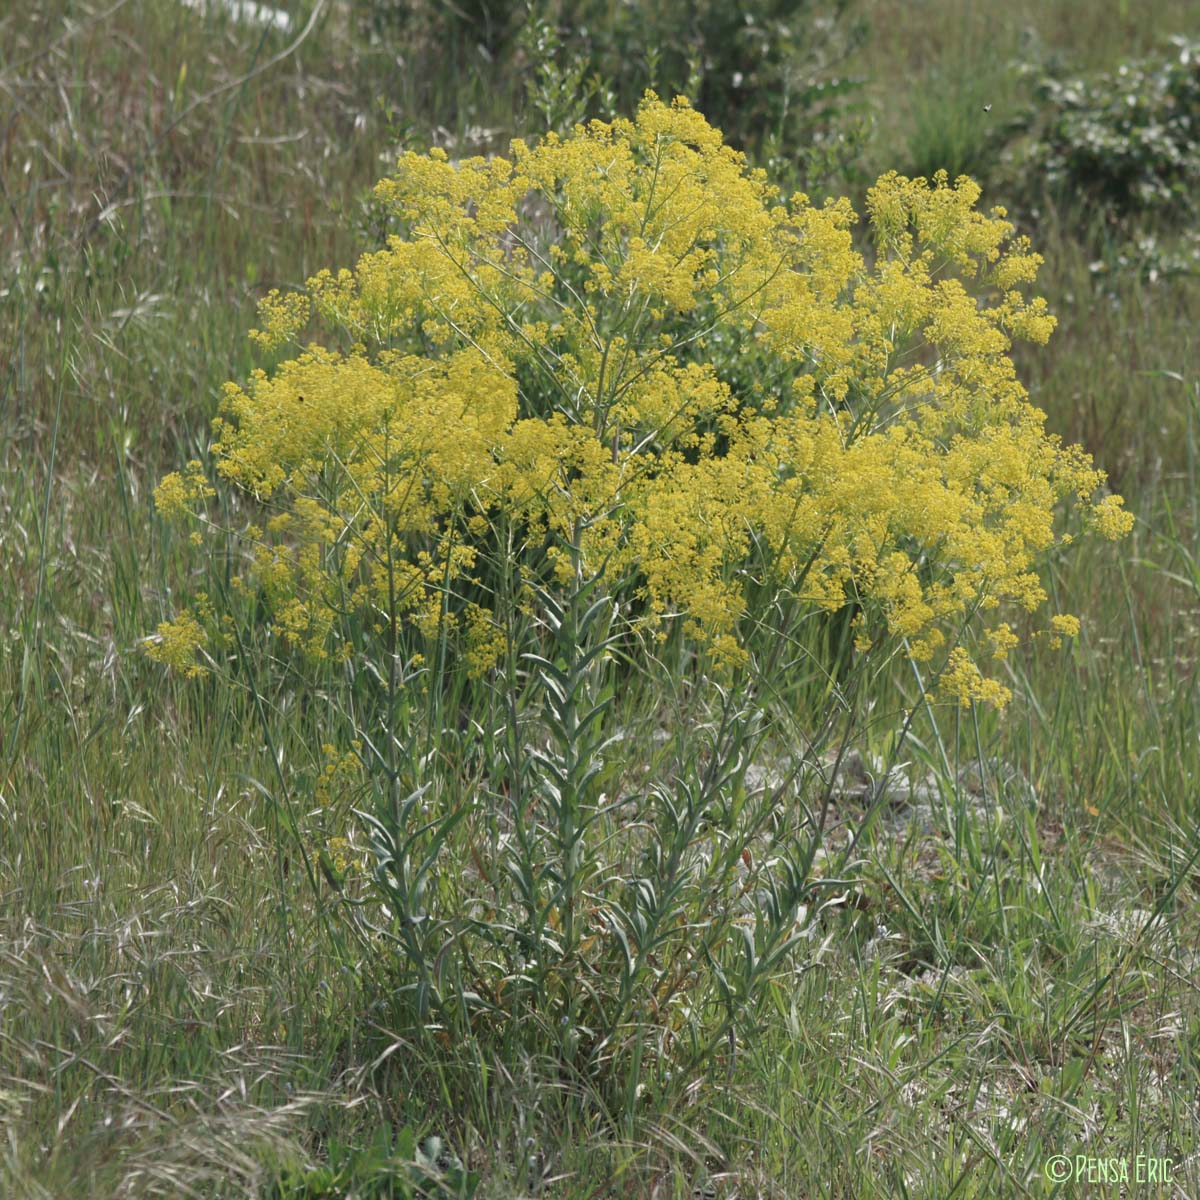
[1022,36,1200,223]
[543,0,866,159]
[361,0,867,185]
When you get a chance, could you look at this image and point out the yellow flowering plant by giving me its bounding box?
[144,95,1138,1105]
[151,93,1131,705]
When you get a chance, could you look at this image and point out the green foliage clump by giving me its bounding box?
[1023,36,1200,223]
[364,0,866,178]
[537,0,866,160]
[266,1125,478,1199]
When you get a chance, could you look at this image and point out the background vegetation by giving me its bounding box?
[2,0,1199,1196]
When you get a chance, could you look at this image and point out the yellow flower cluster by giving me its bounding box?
[155,95,1131,705]
[315,740,363,807]
[154,460,215,521]
[145,593,214,678]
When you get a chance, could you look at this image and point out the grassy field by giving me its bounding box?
[3,1,1200,1196]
